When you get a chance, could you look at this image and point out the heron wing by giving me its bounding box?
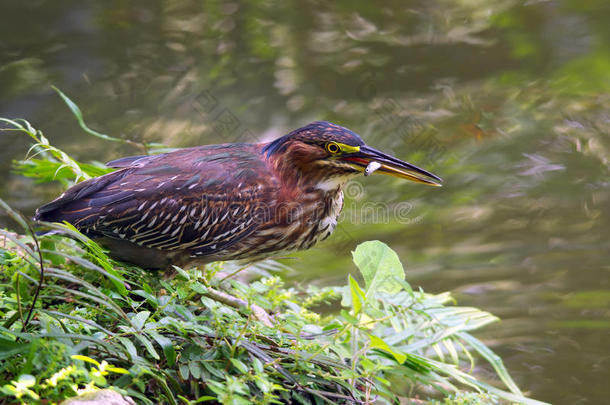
[35,144,276,257]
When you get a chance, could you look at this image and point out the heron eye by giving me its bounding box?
[326,142,340,154]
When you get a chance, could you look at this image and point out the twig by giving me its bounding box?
[204,287,274,327]
[21,223,45,332]
[15,274,26,331]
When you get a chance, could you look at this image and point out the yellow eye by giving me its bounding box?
[326,142,340,154]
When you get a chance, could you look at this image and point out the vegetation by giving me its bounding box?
[0,101,548,404]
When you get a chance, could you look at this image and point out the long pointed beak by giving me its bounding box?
[341,145,442,186]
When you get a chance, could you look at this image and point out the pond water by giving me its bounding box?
[1,1,609,404]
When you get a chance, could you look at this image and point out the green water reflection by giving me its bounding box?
[1,1,609,403]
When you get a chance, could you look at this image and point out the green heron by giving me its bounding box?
[35,121,441,269]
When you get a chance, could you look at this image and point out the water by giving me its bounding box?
[1,1,609,403]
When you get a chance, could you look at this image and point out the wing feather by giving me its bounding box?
[35,144,277,261]
[106,155,151,168]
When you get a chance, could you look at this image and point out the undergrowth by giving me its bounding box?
[0,92,548,404]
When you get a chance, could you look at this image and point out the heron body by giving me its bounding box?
[35,121,441,269]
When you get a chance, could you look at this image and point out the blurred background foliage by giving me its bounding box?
[0,1,608,404]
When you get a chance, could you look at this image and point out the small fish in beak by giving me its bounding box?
[364,161,381,176]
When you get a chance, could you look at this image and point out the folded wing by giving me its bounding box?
[35,145,277,262]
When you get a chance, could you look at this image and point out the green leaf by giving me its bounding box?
[458,332,523,396]
[0,337,29,360]
[230,358,249,374]
[190,282,208,294]
[0,198,29,230]
[348,275,365,314]
[340,309,359,325]
[143,282,153,294]
[252,358,264,374]
[193,396,217,403]
[106,366,130,374]
[14,159,113,184]
[179,363,190,379]
[90,372,107,386]
[52,86,125,143]
[352,241,405,296]
[368,334,407,364]
[17,374,36,388]
[135,334,159,360]
[172,265,190,281]
[149,331,176,367]
[133,290,159,308]
[189,361,202,379]
[131,311,151,330]
[71,354,101,367]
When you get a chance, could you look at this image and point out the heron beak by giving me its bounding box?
[341,145,442,187]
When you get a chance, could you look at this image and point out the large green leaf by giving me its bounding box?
[352,241,404,297]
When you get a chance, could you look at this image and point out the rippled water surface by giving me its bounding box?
[1,1,609,403]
